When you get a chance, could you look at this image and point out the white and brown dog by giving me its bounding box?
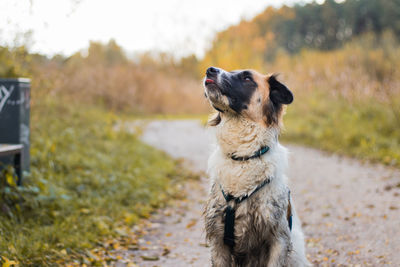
[203,67,309,267]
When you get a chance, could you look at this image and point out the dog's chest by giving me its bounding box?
[205,185,288,252]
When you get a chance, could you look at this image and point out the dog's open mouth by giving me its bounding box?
[204,79,220,92]
[205,78,215,85]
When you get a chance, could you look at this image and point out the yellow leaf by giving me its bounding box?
[124,213,138,224]
[6,173,16,187]
[1,256,17,267]
[186,219,197,229]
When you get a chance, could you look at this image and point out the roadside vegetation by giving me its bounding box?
[0,97,190,265]
[275,35,400,167]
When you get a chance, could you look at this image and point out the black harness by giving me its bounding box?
[220,145,293,249]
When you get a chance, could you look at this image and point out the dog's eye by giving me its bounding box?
[242,75,252,82]
[240,71,252,82]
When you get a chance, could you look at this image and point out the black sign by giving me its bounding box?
[0,78,31,175]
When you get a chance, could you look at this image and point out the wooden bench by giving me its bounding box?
[0,144,23,185]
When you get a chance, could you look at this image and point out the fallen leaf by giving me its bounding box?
[141,255,160,261]
[186,219,197,229]
[162,247,171,256]
[128,245,139,250]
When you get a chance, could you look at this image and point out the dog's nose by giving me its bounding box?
[206,67,220,77]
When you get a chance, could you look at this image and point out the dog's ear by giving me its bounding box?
[267,75,293,105]
[262,75,293,126]
[208,112,221,126]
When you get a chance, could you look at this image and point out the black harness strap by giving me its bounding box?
[223,205,236,248]
[287,190,293,231]
[220,177,272,249]
[220,177,272,204]
[220,179,293,249]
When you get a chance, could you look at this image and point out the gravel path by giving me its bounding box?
[130,120,400,267]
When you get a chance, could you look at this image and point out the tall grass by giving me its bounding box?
[35,62,208,114]
[282,90,400,166]
[266,34,400,166]
[26,43,208,115]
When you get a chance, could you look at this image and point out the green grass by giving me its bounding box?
[282,90,400,167]
[0,99,190,265]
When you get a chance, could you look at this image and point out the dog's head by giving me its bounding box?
[203,66,293,127]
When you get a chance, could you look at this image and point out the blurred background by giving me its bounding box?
[1,0,399,265]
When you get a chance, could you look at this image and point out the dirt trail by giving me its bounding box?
[130,120,400,267]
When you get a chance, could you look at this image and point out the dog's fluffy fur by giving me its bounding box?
[203,67,309,266]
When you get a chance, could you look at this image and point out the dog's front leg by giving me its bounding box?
[210,242,232,267]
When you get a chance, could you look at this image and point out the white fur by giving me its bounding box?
[207,124,310,266]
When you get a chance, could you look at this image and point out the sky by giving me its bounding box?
[0,0,311,58]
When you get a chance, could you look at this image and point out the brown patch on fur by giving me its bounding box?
[250,72,282,127]
[208,112,221,126]
[263,98,283,126]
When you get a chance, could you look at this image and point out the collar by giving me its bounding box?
[220,176,272,204]
[230,145,270,161]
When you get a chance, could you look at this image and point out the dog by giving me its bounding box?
[203,67,310,267]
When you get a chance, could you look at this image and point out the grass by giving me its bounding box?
[0,99,191,265]
[282,90,400,167]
